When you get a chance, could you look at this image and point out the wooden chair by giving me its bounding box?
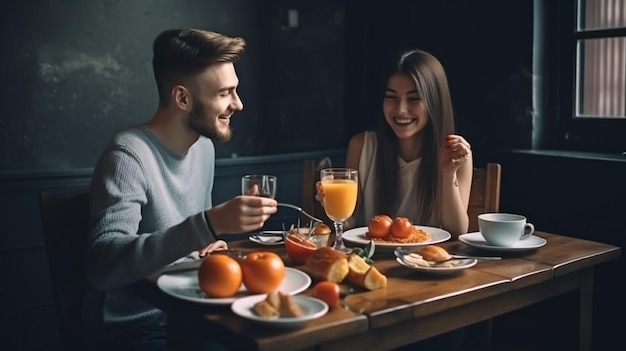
[468,163,502,232]
[465,163,502,349]
[39,188,90,351]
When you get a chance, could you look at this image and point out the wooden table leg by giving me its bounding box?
[579,268,594,351]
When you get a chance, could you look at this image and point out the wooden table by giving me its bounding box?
[141,231,620,351]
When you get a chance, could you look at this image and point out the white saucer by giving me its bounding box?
[396,257,477,275]
[458,232,547,252]
[231,294,328,328]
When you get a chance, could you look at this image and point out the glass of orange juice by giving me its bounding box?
[320,168,358,252]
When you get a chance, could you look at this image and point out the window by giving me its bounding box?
[547,0,626,153]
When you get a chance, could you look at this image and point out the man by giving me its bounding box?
[83,28,277,350]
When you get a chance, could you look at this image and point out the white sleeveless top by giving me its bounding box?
[357,131,426,226]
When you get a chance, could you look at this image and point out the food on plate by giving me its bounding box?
[304,247,349,283]
[390,217,414,238]
[279,291,305,317]
[366,215,432,243]
[401,252,430,267]
[401,246,455,268]
[312,281,341,309]
[346,253,387,290]
[240,251,286,294]
[252,300,280,319]
[417,245,451,262]
[285,233,318,265]
[367,214,393,238]
[252,290,304,318]
[197,254,243,298]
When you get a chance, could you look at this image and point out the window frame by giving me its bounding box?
[548,0,626,153]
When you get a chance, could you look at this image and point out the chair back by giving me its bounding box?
[468,163,502,232]
[39,188,90,351]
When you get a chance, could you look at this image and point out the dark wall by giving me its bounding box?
[0,0,346,172]
[345,0,534,166]
[0,0,261,172]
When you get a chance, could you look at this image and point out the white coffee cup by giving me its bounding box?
[477,213,535,247]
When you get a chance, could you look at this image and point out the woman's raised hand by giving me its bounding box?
[440,134,472,175]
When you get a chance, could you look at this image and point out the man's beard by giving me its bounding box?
[187,103,232,142]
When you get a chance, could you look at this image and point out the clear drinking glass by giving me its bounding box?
[320,168,358,252]
[241,175,277,198]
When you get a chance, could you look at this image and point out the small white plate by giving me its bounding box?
[249,231,285,246]
[231,294,328,328]
[458,232,547,252]
[343,225,451,252]
[157,267,311,305]
[395,257,477,275]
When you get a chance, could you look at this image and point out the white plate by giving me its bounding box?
[458,232,547,252]
[342,225,451,252]
[231,294,328,328]
[157,267,311,305]
[395,257,477,275]
[249,231,285,246]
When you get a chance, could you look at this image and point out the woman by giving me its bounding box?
[353,49,472,350]
[353,49,473,238]
[322,49,472,239]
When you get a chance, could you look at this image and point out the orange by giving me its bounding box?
[197,254,242,298]
[285,233,318,265]
[240,251,286,293]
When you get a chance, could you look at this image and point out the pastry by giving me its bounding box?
[417,245,451,262]
[304,247,349,283]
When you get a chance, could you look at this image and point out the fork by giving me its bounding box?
[277,203,325,224]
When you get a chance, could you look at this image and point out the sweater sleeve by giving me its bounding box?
[85,148,214,291]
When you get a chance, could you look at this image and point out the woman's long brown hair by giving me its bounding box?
[374,49,455,225]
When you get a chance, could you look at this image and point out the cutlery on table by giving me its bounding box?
[277,203,326,224]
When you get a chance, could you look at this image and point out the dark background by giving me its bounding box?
[0,0,530,173]
[1,1,623,351]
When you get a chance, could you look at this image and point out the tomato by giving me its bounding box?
[240,251,286,294]
[368,214,393,238]
[390,217,413,238]
[198,254,243,298]
[285,233,318,265]
[312,281,341,309]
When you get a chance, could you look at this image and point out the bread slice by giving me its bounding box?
[362,266,388,290]
[346,253,387,290]
[304,247,349,283]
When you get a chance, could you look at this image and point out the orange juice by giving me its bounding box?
[322,179,358,221]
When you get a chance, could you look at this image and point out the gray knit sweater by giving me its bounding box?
[83,125,218,340]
